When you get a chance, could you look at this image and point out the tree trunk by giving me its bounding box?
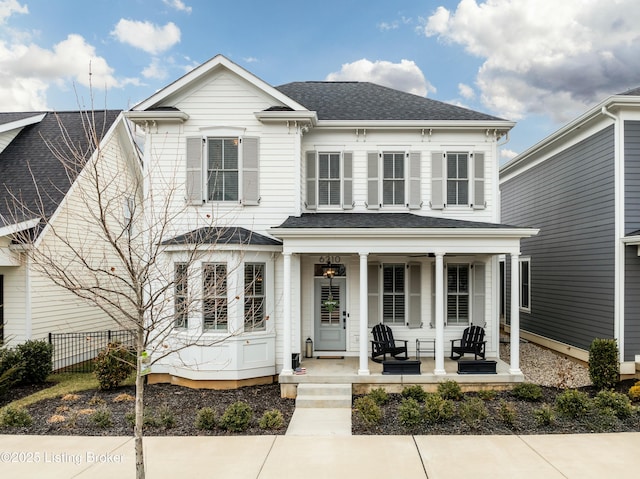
[134,327,146,479]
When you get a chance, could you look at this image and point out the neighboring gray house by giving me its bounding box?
[500,87,640,375]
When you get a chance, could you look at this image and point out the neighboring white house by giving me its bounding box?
[126,54,537,388]
[500,87,640,375]
[0,110,140,368]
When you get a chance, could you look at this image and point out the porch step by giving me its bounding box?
[295,383,352,408]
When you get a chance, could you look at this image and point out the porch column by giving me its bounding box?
[281,252,293,375]
[434,252,446,375]
[358,252,370,375]
[509,252,522,375]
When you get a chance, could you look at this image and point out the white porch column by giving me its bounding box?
[434,252,446,375]
[281,252,293,375]
[358,252,370,375]
[509,252,522,375]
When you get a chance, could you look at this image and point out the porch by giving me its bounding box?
[279,355,523,398]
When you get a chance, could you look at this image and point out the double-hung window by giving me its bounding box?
[367,151,421,210]
[520,257,531,312]
[382,264,405,324]
[431,151,485,209]
[305,151,353,209]
[447,264,469,324]
[174,263,188,328]
[244,263,266,331]
[185,134,259,206]
[383,152,405,205]
[203,263,227,331]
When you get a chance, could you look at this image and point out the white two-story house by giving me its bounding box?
[125,55,537,391]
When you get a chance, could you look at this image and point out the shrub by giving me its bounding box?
[593,390,633,419]
[628,381,640,402]
[195,407,217,430]
[401,385,427,402]
[0,346,24,395]
[476,389,497,401]
[398,398,423,430]
[113,393,135,403]
[143,408,159,428]
[125,411,135,428]
[498,400,517,426]
[259,409,284,430]
[422,393,455,424]
[90,408,113,428]
[220,401,253,432]
[354,396,382,426]
[459,397,488,429]
[158,405,176,429]
[587,407,618,433]
[437,380,463,401]
[533,404,556,427]
[0,406,33,428]
[94,342,134,390]
[588,338,619,390]
[512,383,543,402]
[368,387,389,406]
[15,340,53,384]
[555,389,591,418]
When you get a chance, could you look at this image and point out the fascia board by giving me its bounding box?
[0,113,46,134]
[0,218,41,237]
[314,120,516,130]
[269,227,539,239]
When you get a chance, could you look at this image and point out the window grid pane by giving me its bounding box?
[174,263,188,328]
[245,263,266,331]
[382,152,405,205]
[447,264,469,324]
[383,264,405,324]
[203,263,228,331]
[207,138,239,202]
[318,153,341,206]
[446,152,469,205]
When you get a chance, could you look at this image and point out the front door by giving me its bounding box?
[314,277,346,351]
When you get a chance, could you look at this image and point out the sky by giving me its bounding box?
[1,0,639,162]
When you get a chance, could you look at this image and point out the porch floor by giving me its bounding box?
[279,356,523,397]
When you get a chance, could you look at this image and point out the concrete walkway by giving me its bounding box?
[1,433,639,478]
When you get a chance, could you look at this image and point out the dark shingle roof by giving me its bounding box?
[162,227,282,246]
[0,110,121,230]
[274,213,520,229]
[275,82,505,122]
[620,86,640,96]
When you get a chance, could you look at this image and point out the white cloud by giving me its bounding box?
[458,83,474,100]
[142,58,168,80]
[0,0,27,24]
[378,21,399,31]
[243,56,258,63]
[326,58,435,97]
[0,33,138,110]
[111,19,180,55]
[499,148,518,162]
[422,0,640,122]
[163,0,192,13]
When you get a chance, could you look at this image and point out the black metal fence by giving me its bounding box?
[48,330,135,373]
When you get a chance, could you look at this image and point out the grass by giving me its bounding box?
[2,371,136,411]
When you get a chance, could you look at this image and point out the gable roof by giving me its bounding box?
[275,82,505,122]
[0,110,122,230]
[162,227,282,247]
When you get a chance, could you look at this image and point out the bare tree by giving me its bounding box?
[4,109,253,479]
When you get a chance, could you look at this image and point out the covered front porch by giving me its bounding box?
[279,355,522,398]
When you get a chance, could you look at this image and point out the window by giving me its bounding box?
[520,257,531,312]
[318,153,341,206]
[244,263,265,331]
[203,263,227,331]
[383,152,405,205]
[383,264,405,324]
[447,264,469,324]
[208,138,239,201]
[446,152,468,205]
[174,263,188,328]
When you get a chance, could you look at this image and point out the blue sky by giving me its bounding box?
[2,0,640,161]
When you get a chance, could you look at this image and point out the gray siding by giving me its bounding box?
[501,126,615,351]
[624,120,640,360]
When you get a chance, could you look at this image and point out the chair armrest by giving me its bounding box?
[450,338,462,346]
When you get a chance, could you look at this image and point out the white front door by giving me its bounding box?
[314,277,346,351]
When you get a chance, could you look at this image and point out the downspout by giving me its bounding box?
[25,254,32,340]
[601,105,624,365]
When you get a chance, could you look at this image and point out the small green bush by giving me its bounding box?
[593,390,633,419]
[0,364,22,399]
[368,387,389,406]
[354,396,382,426]
[588,338,619,390]
[533,404,556,427]
[220,401,253,432]
[143,408,159,428]
[94,342,135,391]
[555,389,591,418]
[512,382,543,401]
[15,340,53,384]
[258,409,284,430]
[0,406,33,428]
[0,346,24,394]
[401,385,427,402]
[476,389,497,401]
[398,398,423,430]
[498,400,517,426]
[422,393,455,424]
[195,407,217,430]
[459,397,488,429]
[90,408,113,428]
[437,380,463,401]
[587,407,618,433]
[158,404,176,429]
[124,411,135,428]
